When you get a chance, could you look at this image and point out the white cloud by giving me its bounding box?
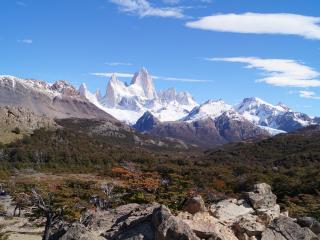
[18,39,33,44]
[110,0,184,18]
[186,13,320,40]
[209,57,320,88]
[92,72,134,78]
[91,72,210,83]
[299,90,320,99]
[105,62,133,66]
[153,75,210,83]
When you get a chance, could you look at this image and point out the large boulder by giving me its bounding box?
[152,205,199,240]
[59,223,103,240]
[56,203,160,240]
[261,217,318,240]
[297,217,320,235]
[183,195,207,215]
[246,183,277,210]
[177,211,238,240]
[232,214,266,239]
[210,199,254,223]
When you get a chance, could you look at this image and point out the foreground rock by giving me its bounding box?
[261,217,318,240]
[52,183,320,240]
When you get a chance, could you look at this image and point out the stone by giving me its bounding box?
[210,198,254,223]
[233,214,266,238]
[59,223,103,240]
[153,205,199,240]
[256,204,281,224]
[297,217,320,235]
[183,195,207,215]
[261,216,319,240]
[246,183,277,210]
[177,211,238,240]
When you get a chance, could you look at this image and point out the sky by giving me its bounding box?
[1,0,320,115]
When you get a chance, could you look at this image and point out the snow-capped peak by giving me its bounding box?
[184,99,232,121]
[78,83,88,96]
[51,80,79,96]
[276,102,291,112]
[131,68,157,99]
[234,97,293,128]
[158,87,198,107]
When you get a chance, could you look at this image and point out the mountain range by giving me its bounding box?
[1,69,319,148]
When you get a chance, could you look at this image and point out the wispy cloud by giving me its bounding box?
[105,62,133,66]
[162,0,180,5]
[186,13,320,40]
[299,90,320,99]
[16,1,27,7]
[91,72,210,83]
[209,57,320,88]
[92,72,134,78]
[153,76,210,83]
[109,0,185,18]
[18,39,33,44]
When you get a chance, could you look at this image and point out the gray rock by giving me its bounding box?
[183,195,207,215]
[297,217,320,235]
[59,223,103,240]
[152,205,199,240]
[246,183,277,210]
[261,217,319,240]
[210,198,254,223]
[57,203,159,240]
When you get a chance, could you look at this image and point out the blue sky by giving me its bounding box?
[1,0,320,115]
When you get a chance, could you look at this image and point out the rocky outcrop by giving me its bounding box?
[297,217,320,236]
[0,106,58,143]
[52,183,320,240]
[261,217,318,240]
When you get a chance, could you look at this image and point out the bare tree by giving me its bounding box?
[31,189,63,240]
[13,192,31,217]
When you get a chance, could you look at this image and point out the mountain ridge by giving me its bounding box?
[1,70,319,148]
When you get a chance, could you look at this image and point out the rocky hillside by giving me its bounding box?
[0,106,57,143]
[0,76,114,120]
[53,183,320,240]
[56,118,189,150]
[134,111,269,148]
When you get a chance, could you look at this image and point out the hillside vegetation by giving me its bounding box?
[0,123,320,220]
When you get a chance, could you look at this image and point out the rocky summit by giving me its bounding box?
[51,183,320,240]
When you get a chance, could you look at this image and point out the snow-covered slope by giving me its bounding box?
[234,97,314,132]
[183,99,232,121]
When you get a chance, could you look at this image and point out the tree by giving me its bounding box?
[11,127,21,134]
[31,189,63,240]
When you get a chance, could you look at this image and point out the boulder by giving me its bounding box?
[59,223,103,240]
[245,183,277,210]
[256,204,280,224]
[57,203,160,240]
[183,195,207,215]
[177,211,238,240]
[261,216,318,240]
[153,205,199,240]
[210,199,254,223]
[233,214,265,239]
[297,217,320,235]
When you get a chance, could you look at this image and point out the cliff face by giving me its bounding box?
[54,183,320,240]
[0,106,57,143]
